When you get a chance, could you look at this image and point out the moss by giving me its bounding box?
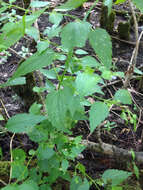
[100,5,116,33]
[0,161,10,185]
[118,22,130,40]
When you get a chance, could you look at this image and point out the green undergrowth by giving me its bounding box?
[0,0,143,189]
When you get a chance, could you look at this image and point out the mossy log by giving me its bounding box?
[118,21,130,40]
[100,5,116,34]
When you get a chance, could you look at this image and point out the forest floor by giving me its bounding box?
[0,1,143,189]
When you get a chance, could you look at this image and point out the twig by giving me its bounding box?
[9,133,15,184]
[0,179,7,186]
[123,0,139,88]
[0,98,10,120]
[111,35,136,46]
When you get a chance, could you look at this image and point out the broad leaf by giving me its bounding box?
[12,149,26,163]
[1,185,19,190]
[6,113,46,133]
[80,56,100,68]
[102,169,132,186]
[36,41,49,53]
[26,27,39,41]
[55,0,87,11]
[46,86,84,131]
[114,89,132,104]
[89,28,112,68]
[0,77,26,88]
[49,12,63,26]
[37,143,55,160]
[75,72,101,96]
[11,49,55,79]
[30,1,50,8]
[89,101,109,132]
[11,163,28,180]
[131,0,143,13]
[78,178,90,190]
[18,180,39,190]
[61,21,91,50]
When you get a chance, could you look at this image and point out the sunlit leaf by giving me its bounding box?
[30,1,50,8]
[61,21,91,50]
[75,72,101,96]
[6,113,46,133]
[11,49,55,79]
[89,101,109,132]
[114,89,132,104]
[89,28,112,68]
[102,169,132,186]
[46,86,84,131]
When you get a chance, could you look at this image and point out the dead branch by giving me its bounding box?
[81,139,143,165]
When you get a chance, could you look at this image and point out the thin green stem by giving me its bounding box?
[58,50,73,90]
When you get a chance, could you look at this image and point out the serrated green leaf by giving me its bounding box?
[49,12,63,26]
[37,143,55,160]
[102,70,113,80]
[80,56,100,68]
[1,185,19,190]
[131,0,143,13]
[11,50,55,79]
[134,67,143,75]
[89,101,109,132]
[61,159,69,172]
[114,89,132,104]
[102,169,132,186]
[29,102,42,115]
[70,176,83,190]
[36,41,49,53]
[44,25,61,39]
[78,178,90,190]
[12,149,26,163]
[46,86,84,131]
[11,162,28,180]
[6,113,46,133]
[75,49,88,55]
[75,72,101,96]
[61,21,91,50]
[30,1,50,8]
[55,0,87,11]
[40,68,58,79]
[26,27,39,41]
[18,180,39,190]
[0,77,26,88]
[89,28,112,68]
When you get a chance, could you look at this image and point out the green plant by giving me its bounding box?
[0,0,143,189]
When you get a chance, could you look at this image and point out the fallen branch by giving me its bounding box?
[81,139,143,165]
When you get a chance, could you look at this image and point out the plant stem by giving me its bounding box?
[58,50,73,90]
